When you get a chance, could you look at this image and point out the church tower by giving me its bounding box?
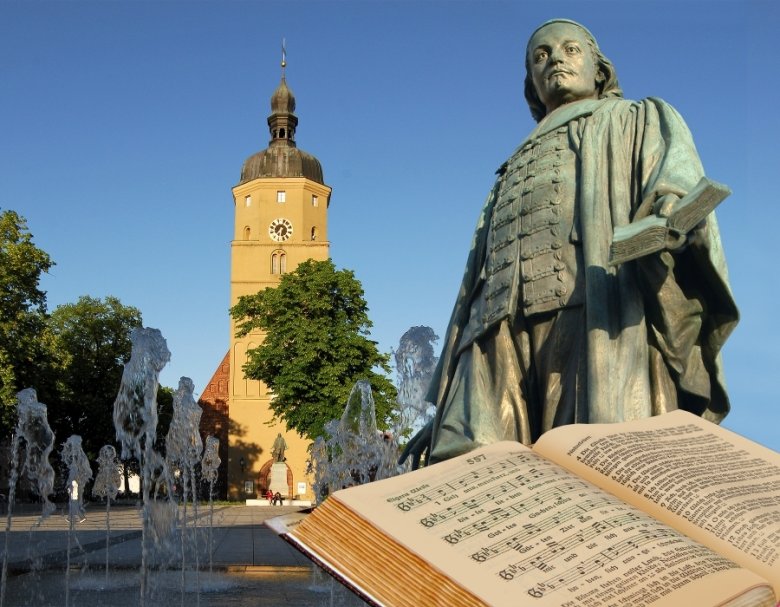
[201,60,331,501]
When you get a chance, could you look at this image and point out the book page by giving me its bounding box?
[534,410,780,597]
[327,441,766,607]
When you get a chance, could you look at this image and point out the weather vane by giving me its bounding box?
[281,38,287,77]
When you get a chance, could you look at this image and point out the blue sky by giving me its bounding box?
[2,1,777,449]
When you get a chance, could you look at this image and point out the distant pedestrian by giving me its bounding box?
[265,489,273,504]
[273,491,283,506]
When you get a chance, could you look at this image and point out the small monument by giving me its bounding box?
[269,432,289,496]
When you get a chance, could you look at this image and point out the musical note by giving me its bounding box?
[388,452,691,601]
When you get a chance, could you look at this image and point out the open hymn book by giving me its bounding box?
[268,411,780,607]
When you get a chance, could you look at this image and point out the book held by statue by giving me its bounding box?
[268,411,780,607]
[609,176,731,265]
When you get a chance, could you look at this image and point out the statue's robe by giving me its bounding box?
[428,97,738,463]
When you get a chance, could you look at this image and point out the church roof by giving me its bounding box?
[239,145,324,185]
[239,76,324,185]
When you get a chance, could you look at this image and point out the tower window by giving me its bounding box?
[277,191,286,203]
[311,227,318,241]
[243,226,251,240]
[272,251,287,274]
[279,128,286,138]
[245,195,252,207]
[312,195,318,207]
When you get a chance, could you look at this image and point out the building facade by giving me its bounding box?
[200,71,331,501]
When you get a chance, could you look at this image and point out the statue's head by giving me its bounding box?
[524,19,622,122]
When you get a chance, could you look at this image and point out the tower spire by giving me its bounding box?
[281,38,287,79]
[267,40,297,148]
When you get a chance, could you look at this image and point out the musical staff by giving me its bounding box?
[468,496,616,561]
[382,447,695,603]
[521,528,680,597]
[392,454,528,512]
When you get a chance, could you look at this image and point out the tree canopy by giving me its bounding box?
[230,259,397,440]
[0,210,54,432]
[0,210,177,495]
[47,295,144,461]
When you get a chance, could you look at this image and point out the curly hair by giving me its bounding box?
[524,19,623,123]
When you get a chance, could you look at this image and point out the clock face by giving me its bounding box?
[269,218,293,242]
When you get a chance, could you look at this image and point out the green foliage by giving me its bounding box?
[0,210,54,434]
[47,295,143,461]
[0,210,171,468]
[230,259,397,440]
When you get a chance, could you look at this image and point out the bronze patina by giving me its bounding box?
[403,19,738,467]
[272,432,288,463]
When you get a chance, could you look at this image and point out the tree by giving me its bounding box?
[231,259,397,440]
[0,210,54,435]
[47,295,142,462]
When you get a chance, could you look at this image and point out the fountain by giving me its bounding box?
[2,325,412,606]
[392,326,438,439]
[92,444,120,584]
[200,436,220,573]
[309,380,402,504]
[1,388,56,607]
[8,389,56,521]
[60,435,93,606]
[307,324,439,499]
[112,326,173,606]
[299,328,441,602]
[165,376,204,601]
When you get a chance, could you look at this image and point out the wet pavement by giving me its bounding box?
[1,503,368,606]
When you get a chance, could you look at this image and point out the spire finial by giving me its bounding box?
[281,38,287,78]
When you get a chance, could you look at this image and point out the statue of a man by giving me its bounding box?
[406,19,738,467]
[272,432,288,463]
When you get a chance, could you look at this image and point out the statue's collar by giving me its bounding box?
[524,98,605,143]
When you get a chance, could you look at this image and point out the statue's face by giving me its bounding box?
[528,22,600,114]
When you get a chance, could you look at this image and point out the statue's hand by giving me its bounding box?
[653,193,679,218]
[399,420,433,470]
[654,193,707,251]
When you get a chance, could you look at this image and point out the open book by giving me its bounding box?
[268,411,780,607]
[609,177,731,265]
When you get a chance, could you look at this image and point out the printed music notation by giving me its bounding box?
[521,527,680,598]
[467,498,624,561]
[382,449,691,601]
[391,453,568,514]
[421,481,582,531]
[391,455,524,512]
[493,513,653,578]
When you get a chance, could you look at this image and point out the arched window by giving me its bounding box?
[272,251,287,274]
[311,226,318,241]
[243,226,251,240]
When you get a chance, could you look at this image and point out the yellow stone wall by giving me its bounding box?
[227,176,331,501]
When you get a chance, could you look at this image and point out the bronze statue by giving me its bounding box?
[404,19,738,467]
[272,432,288,463]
